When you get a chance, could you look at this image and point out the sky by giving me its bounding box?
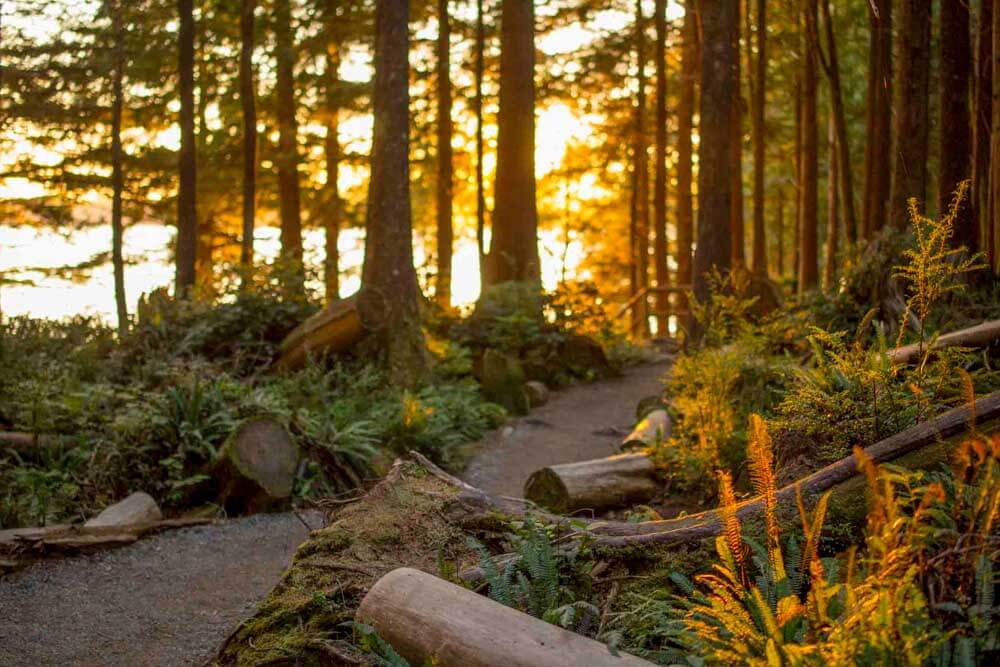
[0,1,681,324]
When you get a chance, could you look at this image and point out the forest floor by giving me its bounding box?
[0,360,668,666]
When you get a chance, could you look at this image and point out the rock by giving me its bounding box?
[85,492,162,528]
[213,417,299,514]
[524,381,550,408]
[481,349,529,415]
[559,334,613,379]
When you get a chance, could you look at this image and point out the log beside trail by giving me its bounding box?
[356,567,655,667]
[213,417,299,514]
[523,453,658,513]
[889,319,1000,365]
[621,408,671,449]
[275,295,364,370]
[85,491,162,528]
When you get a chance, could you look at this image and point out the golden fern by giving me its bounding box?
[717,470,746,580]
[747,414,783,579]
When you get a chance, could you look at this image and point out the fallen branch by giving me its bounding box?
[889,319,1000,365]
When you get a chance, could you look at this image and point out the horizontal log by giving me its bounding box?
[275,295,365,370]
[356,567,655,667]
[890,319,1000,365]
[0,517,211,555]
[524,453,658,513]
[586,391,1000,547]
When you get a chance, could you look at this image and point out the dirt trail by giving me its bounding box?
[0,361,668,666]
[461,360,669,497]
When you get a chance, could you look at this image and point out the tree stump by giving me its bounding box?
[213,417,298,514]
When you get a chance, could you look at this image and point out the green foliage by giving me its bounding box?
[347,622,412,667]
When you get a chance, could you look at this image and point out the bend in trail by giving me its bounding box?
[0,361,668,667]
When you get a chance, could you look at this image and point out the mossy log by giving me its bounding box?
[275,296,365,370]
[213,417,299,514]
[523,453,658,513]
[357,567,655,667]
[621,409,671,449]
[889,319,1000,365]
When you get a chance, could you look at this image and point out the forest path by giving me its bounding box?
[461,359,670,497]
[0,361,668,667]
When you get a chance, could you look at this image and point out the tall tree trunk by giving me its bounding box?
[436,0,453,307]
[653,0,668,334]
[730,0,744,266]
[275,0,303,286]
[817,0,857,246]
[776,187,785,278]
[794,75,802,278]
[991,0,1000,272]
[176,0,197,295]
[239,0,257,284]
[825,112,839,290]
[475,0,486,280]
[692,0,736,306]
[889,0,932,228]
[799,0,819,294]
[749,0,766,276]
[939,0,974,250]
[110,0,128,335]
[324,35,341,303]
[864,0,892,238]
[485,0,539,288]
[974,0,994,257]
[362,0,428,387]
[632,0,650,336]
[676,0,697,290]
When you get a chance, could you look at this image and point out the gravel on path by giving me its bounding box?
[0,511,321,667]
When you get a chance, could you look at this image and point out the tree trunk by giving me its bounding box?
[993,1,1000,272]
[864,0,892,238]
[730,0,744,267]
[475,0,487,284]
[110,0,128,335]
[818,0,857,246]
[939,0,974,251]
[362,0,429,388]
[889,0,932,228]
[176,0,197,295]
[799,0,819,294]
[485,0,539,288]
[676,0,697,292]
[749,0,766,276]
[524,454,659,514]
[239,0,257,284]
[974,0,993,259]
[324,36,341,304]
[275,0,303,286]
[793,75,801,279]
[776,187,785,277]
[825,112,839,290]
[632,0,650,336]
[653,0,668,334]
[436,0,454,308]
[692,0,736,305]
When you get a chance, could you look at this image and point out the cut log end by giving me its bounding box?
[524,453,659,514]
[214,417,298,514]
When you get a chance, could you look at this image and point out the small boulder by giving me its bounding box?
[85,491,162,528]
[524,381,550,408]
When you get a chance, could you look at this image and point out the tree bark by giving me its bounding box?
[676,0,697,291]
[110,0,128,335]
[974,0,993,259]
[324,35,341,304]
[799,0,819,294]
[475,0,487,284]
[274,0,303,287]
[993,1,1000,272]
[692,0,736,306]
[730,0,744,267]
[239,0,257,284]
[817,0,857,246]
[889,0,932,228]
[176,0,197,295]
[939,0,974,251]
[436,0,453,308]
[864,0,892,238]
[825,112,839,290]
[749,0,766,276]
[524,454,659,514]
[776,187,785,277]
[653,0,668,334]
[632,0,650,336]
[485,0,540,288]
[362,0,429,388]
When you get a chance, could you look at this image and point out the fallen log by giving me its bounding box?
[274,295,365,370]
[523,453,658,513]
[356,567,654,667]
[213,417,299,514]
[889,319,1000,365]
[0,517,210,556]
[621,408,671,449]
[585,391,1000,547]
[85,491,161,528]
